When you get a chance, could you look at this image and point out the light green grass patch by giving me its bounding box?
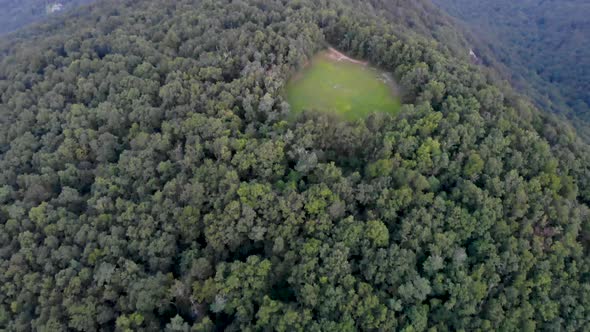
[285,51,401,120]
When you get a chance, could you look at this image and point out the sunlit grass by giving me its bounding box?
[286,51,401,120]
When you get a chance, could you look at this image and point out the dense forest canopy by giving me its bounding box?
[1,0,590,330]
[0,0,95,35]
[432,0,590,137]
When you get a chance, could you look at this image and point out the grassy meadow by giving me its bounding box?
[286,51,401,120]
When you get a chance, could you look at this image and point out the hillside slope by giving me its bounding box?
[433,0,590,135]
[0,0,95,35]
[1,0,590,330]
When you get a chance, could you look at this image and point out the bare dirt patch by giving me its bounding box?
[326,47,368,66]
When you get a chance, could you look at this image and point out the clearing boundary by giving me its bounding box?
[326,47,368,66]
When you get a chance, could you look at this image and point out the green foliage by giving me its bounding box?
[365,220,389,247]
[0,1,96,35]
[286,51,401,120]
[464,152,484,179]
[366,159,394,178]
[434,0,590,136]
[0,0,589,331]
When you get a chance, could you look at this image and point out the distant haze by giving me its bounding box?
[433,0,590,134]
[0,0,95,35]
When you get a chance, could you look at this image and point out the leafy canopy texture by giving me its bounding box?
[433,0,590,138]
[1,0,590,331]
[0,0,95,35]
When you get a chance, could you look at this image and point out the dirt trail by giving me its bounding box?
[326,47,368,66]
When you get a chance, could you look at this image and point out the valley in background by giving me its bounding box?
[0,0,589,330]
[433,0,590,138]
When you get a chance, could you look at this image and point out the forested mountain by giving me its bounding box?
[0,0,94,35]
[1,0,590,330]
[433,0,590,137]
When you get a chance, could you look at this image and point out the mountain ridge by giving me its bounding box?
[0,0,589,330]
[433,0,590,139]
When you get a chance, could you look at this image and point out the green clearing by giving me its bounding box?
[285,51,401,120]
